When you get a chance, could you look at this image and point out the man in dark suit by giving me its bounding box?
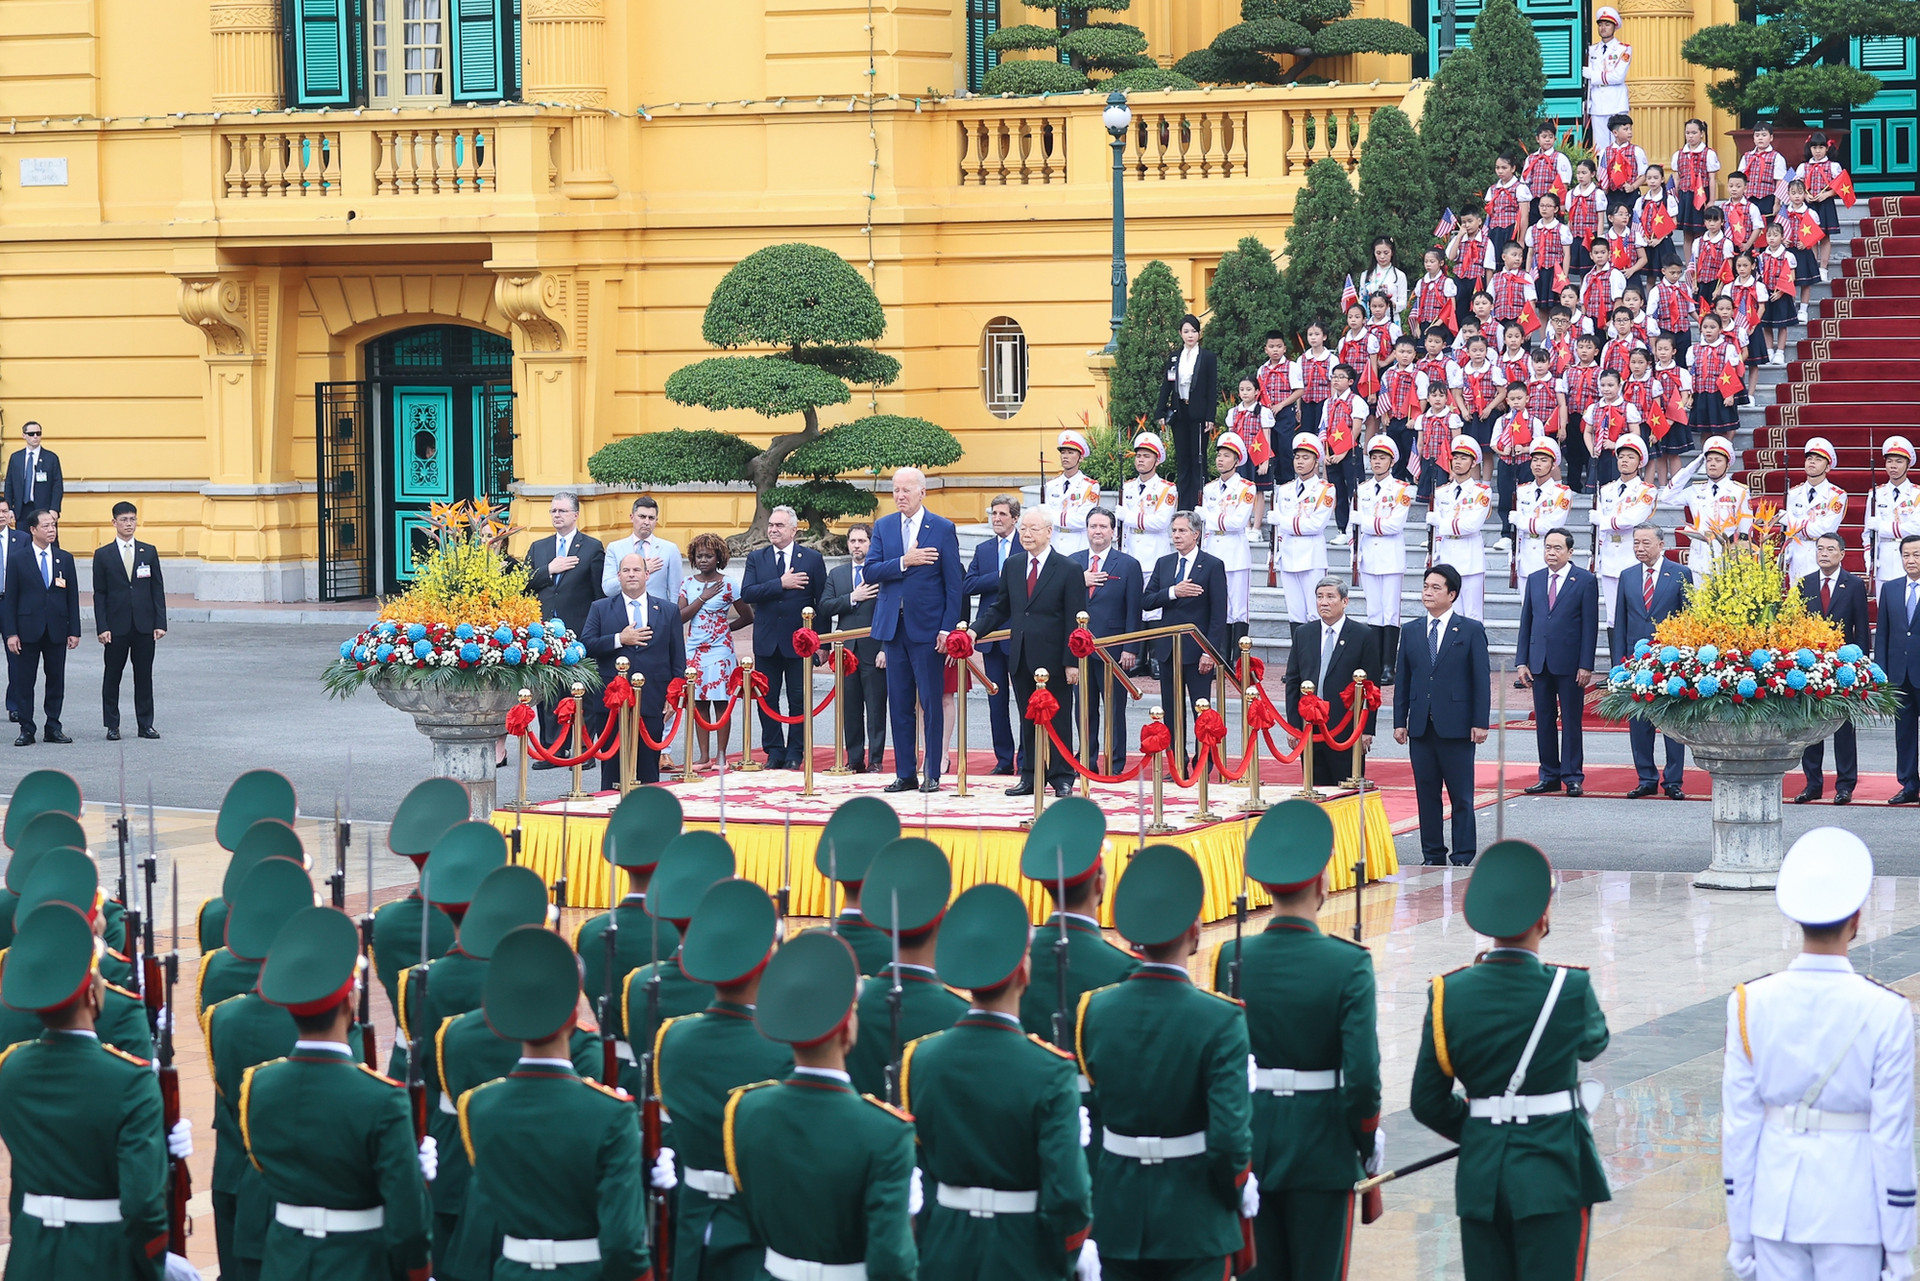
[1285,576,1381,788]
[2,508,81,745]
[1069,506,1142,771]
[1611,524,1689,799]
[865,467,964,792]
[1142,511,1229,759]
[1154,318,1219,512]
[963,495,1021,774]
[968,508,1087,797]
[3,421,61,522]
[1394,564,1492,865]
[581,551,687,790]
[1795,533,1870,804]
[819,522,886,773]
[1516,528,1601,796]
[93,501,167,741]
[1878,535,1920,804]
[0,498,19,722]
[738,504,828,770]
[524,491,606,757]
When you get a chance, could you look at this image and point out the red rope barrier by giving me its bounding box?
[753,684,838,726]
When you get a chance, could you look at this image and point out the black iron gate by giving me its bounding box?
[479,382,518,507]
[316,380,373,601]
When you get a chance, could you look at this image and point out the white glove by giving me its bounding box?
[167,1118,193,1160]
[650,1147,678,1190]
[155,1006,171,1034]
[909,1166,924,1216]
[1885,1249,1915,1281]
[1079,1106,1091,1149]
[1726,1239,1756,1280]
[1365,1131,1386,1177]
[1074,1239,1102,1281]
[1240,1171,1261,1219]
[164,1253,203,1281]
[418,1135,438,1182]
[1248,1054,1259,1093]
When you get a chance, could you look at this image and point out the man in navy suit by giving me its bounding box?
[864,467,964,792]
[1796,533,1870,804]
[3,421,62,522]
[0,499,20,722]
[963,495,1021,774]
[2,509,81,745]
[1875,534,1920,804]
[1141,512,1229,759]
[1068,506,1142,770]
[581,552,687,790]
[1611,524,1689,798]
[1516,528,1600,796]
[1394,564,1491,865]
[738,505,827,770]
[525,491,606,759]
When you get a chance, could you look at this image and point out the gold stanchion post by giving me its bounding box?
[828,640,854,775]
[1296,679,1322,802]
[1076,611,1093,799]
[513,688,532,811]
[679,663,700,783]
[1021,668,1051,829]
[736,655,763,772]
[1171,634,1186,771]
[954,643,971,799]
[800,608,818,797]
[1238,638,1266,814]
[614,658,635,795]
[1146,707,1174,835]
[1192,698,1220,823]
[565,681,591,801]
[1343,669,1371,791]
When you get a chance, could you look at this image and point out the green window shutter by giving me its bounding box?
[285,0,358,108]
[451,0,511,102]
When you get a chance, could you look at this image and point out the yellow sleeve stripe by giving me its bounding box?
[621,966,636,1039]
[651,1014,676,1102]
[1432,974,1453,1080]
[434,1014,457,1094]
[457,1080,505,1167]
[722,1086,747,1192]
[239,1063,265,1173]
[396,965,415,1041]
[1074,987,1098,1086]
[1736,983,1751,1061]
[899,1036,921,1121]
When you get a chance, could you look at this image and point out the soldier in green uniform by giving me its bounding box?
[845,836,967,1100]
[725,930,918,1281]
[1077,845,1255,1281]
[1411,839,1611,1281]
[903,882,1097,1281]
[575,787,684,1089]
[194,770,298,953]
[814,795,900,975]
[0,900,190,1281]
[0,769,83,949]
[460,924,653,1280]
[241,905,433,1281]
[620,828,730,1098]
[655,877,793,1281]
[395,820,510,1073]
[370,779,465,1077]
[1018,798,1138,1042]
[1210,801,1382,1281]
[1,849,153,1058]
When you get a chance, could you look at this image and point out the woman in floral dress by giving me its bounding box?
[678,533,754,769]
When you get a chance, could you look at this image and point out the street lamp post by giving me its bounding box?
[1102,90,1133,354]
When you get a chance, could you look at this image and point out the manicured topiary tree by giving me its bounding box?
[1279,160,1365,337]
[1419,0,1545,218]
[1467,0,1547,156]
[1107,260,1188,434]
[1172,0,1425,86]
[1684,1,1908,126]
[984,0,1154,94]
[1202,236,1286,391]
[777,415,964,542]
[1355,105,1436,270]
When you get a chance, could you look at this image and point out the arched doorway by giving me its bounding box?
[316,324,517,598]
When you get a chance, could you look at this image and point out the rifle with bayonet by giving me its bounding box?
[154,794,190,1255]
[407,870,431,1152]
[639,890,670,1271]
[601,835,621,1087]
[1051,845,1072,1050]
[884,887,904,1107]
[141,820,161,1039]
[116,750,140,1008]
[358,829,378,1069]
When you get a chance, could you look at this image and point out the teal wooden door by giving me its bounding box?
[1418,0,1588,127]
[1850,36,1919,194]
[390,386,456,584]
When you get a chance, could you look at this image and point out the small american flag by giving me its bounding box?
[1433,208,1458,240]
[1340,274,1360,314]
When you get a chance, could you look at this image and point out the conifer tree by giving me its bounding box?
[1108,260,1188,433]
[1420,1,1545,219]
[1354,106,1435,270]
[1202,236,1286,390]
[1468,0,1547,158]
[1174,0,1424,85]
[985,0,1154,93]
[1279,161,1365,338]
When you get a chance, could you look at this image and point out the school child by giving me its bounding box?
[1408,248,1459,335]
[1689,206,1734,313]
[1670,117,1722,253]
[1775,180,1825,324]
[1567,159,1608,277]
[1757,220,1800,365]
[1564,334,1606,492]
[1297,322,1338,435]
[1491,381,1544,548]
[1376,335,1429,484]
[1321,363,1373,535]
[1796,131,1846,282]
[1525,191,1575,307]
[1633,162,1680,277]
[1648,258,1696,364]
[1602,200,1647,282]
[1446,209,1495,326]
[1545,307,1580,376]
[1412,381,1464,504]
[1621,286,1654,349]
[1453,293,1497,355]
[1337,303,1378,394]
[1599,112,1648,216]
[1583,369,1644,490]
[1226,377,1277,527]
[1713,280,1760,403]
[1524,347,1569,488]
[1557,284,1593,337]
[1687,311,1742,438]
[1358,236,1409,314]
[1738,121,1790,217]
[1488,241,1536,328]
[1649,334,1694,484]
[1484,153,1532,259]
[1718,172,1765,254]
[1455,333,1507,487]
[1600,306,1644,379]
[1497,323,1532,388]
[1415,324,1455,392]
[1364,292,1403,371]
[1255,329,1303,455]
[1580,262,1628,345]
[1521,124,1572,227]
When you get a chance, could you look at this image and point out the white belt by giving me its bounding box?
[685,1167,737,1200]
[764,1249,867,1281]
[1076,1073,1090,1094]
[935,1184,1039,1217]
[615,1039,636,1065]
[1253,1068,1342,1096]
[1101,1128,1208,1163]
[1467,1091,1576,1124]
[439,1093,458,1115]
[22,1195,121,1227]
[503,1236,603,1269]
[1765,1103,1871,1134]
[275,1203,386,1237]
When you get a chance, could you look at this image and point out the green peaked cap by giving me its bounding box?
[1020,796,1106,887]
[16,848,97,925]
[1244,800,1336,890]
[863,838,952,934]
[4,770,81,851]
[1113,845,1204,946]
[216,770,297,853]
[459,865,551,959]
[679,879,778,985]
[605,787,684,870]
[258,906,359,1014]
[646,832,736,923]
[485,925,582,1042]
[814,797,899,884]
[389,779,471,859]
[7,812,88,895]
[424,822,509,908]
[223,818,305,902]
[227,857,315,961]
[935,884,1032,991]
[1464,840,1555,939]
[755,930,859,1046]
[1,902,96,1012]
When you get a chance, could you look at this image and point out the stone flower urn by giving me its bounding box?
[371,673,522,819]
[1663,716,1848,890]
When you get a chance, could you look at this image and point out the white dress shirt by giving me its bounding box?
[1178,345,1198,399]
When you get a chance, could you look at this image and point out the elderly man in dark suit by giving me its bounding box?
[581,551,687,790]
[2,508,81,746]
[1878,535,1920,804]
[963,495,1022,774]
[819,522,887,773]
[1142,511,1229,761]
[1069,506,1143,771]
[739,504,828,770]
[3,421,61,522]
[525,490,606,759]
[967,507,1087,797]
[1516,528,1601,797]
[1285,576,1380,789]
[865,467,964,793]
[1154,315,1219,512]
[1611,523,1689,799]
[1394,564,1492,865]
[93,501,167,741]
[1797,533,1870,804]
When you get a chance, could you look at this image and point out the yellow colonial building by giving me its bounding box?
[0,0,1759,599]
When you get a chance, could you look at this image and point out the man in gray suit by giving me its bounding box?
[1611,524,1688,799]
[819,522,887,772]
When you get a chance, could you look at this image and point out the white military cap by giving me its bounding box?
[1775,826,1873,926]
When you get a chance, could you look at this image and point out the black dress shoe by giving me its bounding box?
[883,777,919,793]
[531,759,558,771]
[1624,783,1657,799]
[105,728,120,742]
[43,729,70,744]
[1663,784,1686,801]
[1791,785,1820,804]
[1422,856,1448,866]
[1835,789,1853,805]
[138,727,159,740]
[847,759,867,773]
[918,779,941,794]
[1052,784,1073,798]
[1565,783,1583,798]
[12,732,33,747]
[1891,788,1920,805]
[1005,782,1036,797]
[1522,780,1561,795]
[1449,853,1475,866]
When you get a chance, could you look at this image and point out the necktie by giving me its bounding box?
[1711,482,1719,498]
[905,516,917,552]
[1088,553,1100,596]
[1643,568,1655,613]
[555,535,567,580]
[1548,571,1559,611]
[1176,556,1190,583]
[1026,555,1039,598]
[631,597,645,634]
[999,538,1008,569]
[1319,625,1336,689]
[1295,481,1304,500]
[1428,617,1441,662]
[853,563,862,588]
[24,452,33,504]
[1908,581,1917,624]
[39,549,50,588]
[779,548,788,578]
[121,542,134,578]
[1821,577,1832,613]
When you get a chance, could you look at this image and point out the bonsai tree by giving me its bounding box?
[1173,0,1425,86]
[1420,1,1544,221]
[1202,235,1287,390]
[776,414,963,542]
[1107,259,1189,433]
[1684,1,1913,126]
[984,0,1154,94]
[1355,104,1435,271]
[1279,160,1366,337]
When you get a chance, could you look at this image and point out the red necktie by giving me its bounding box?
[1027,556,1039,599]
[1821,577,1832,613]
[1643,569,1655,613]
[1088,554,1100,596]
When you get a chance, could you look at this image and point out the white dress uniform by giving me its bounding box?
[1045,470,1102,559]
[1513,477,1575,580]
[1429,476,1494,620]
[1590,469,1658,628]
[1585,35,1632,146]
[1201,471,1258,624]
[1350,473,1414,626]
[1661,449,1753,583]
[1269,474,1336,623]
[1119,469,1177,622]
[1864,479,1920,588]
[1783,480,1848,581]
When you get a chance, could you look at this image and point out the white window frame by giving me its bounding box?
[982,317,1029,419]
[370,0,451,107]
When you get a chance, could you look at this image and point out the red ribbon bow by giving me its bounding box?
[505,703,537,737]
[1140,722,1172,755]
[602,676,636,710]
[1025,689,1060,724]
[554,697,577,726]
[838,648,860,676]
[791,628,822,660]
[1068,628,1097,659]
[1194,709,1230,748]
[1247,692,1281,731]
[666,678,688,708]
[943,631,976,660]
[1298,694,1331,727]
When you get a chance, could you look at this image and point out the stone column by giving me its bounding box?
[493,268,587,534]
[1683,718,1849,890]
[521,0,617,198]
[210,0,283,110]
[1618,0,1698,169]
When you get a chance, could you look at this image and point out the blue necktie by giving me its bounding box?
[1908,581,1917,625]
[39,549,50,588]
[1428,617,1441,662]
[1176,556,1190,583]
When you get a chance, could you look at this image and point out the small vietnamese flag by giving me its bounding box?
[1717,360,1745,397]
[1356,362,1380,398]
[1605,148,1635,191]
[1553,262,1568,293]
[1719,256,1737,284]
[1340,274,1359,314]
[1248,429,1272,467]
[1832,169,1857,208]
[1790,209,1826,250]
[1646,399,1671,441]
[1552,172,1568,201]
[1519,300,1543,336]
[1648,203,1677,239]
[1327,417,1354,456]
[1693,185,1707,211]
[1610,238,1636,271]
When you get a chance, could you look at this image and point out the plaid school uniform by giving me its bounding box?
[1256,357,1301,436]
[1522,149,1568,202]
[1525,374,1562,427]
[1650,279,1695,356]
[1636,193,1679,271]
[1719,197,1763,252]
[1226,402,1276,487]
[1601,143,1645,206]
[1758,247,1798,326]
[1298,349,1337,434]
[1484,178,1529,254]
[1740,146,1786,212]
[1527,219,1572,303]
[1672,145,1717,233]
[1410,273,1457,332]
[1687,338,1740,427]
[1652,363,1695,452]
[1413,408,1462,499]
[1799,158,1845,235]
[1547,332,1579,376]
[1600,332,1641,378]
[1488,269,1534,324]
[1567,185,1605,271]
[1336,331,1374,396]
[1452,229,1493,323]
[1499,350,1531,388]
[1690,233,1731,307]
[1776,205,1825,285]
[1457,361,1504,448]
[1378,365,1427,425]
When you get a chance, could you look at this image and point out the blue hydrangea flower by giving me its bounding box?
[412,639,433,660]
[1836,665,1858,688]
[1635,669,1654,687]
[376,622,396,639]
[1785,669,1808,690]
[352,645,368,663]
[1659,646,1680,664]
[526,641,544,658]
[547,618,566,636]
[407,623,428,642]
[454,623,476,641]
[375,643,394,663]
[1749,649,1772,669]
[1608,665,1628,685]
[563,644,584,665]
[494,626,514,646]
[1698,645,1720,665]
[1872,663,1888,683]
[1665,675,1685,696]
[1634,639,1652,659]
[340,639,356,659]
[527,622,547,640]
[1796,648,1818,670]
[1696,675,1720,698]
[503,645,524,665]
[1736,677,1757,698]
[460,642,481,663]
[1838,644,1863,663]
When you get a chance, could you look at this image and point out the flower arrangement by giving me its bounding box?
[321,499,597,701]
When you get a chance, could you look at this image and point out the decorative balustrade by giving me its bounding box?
[1278,104,1380,176]
[1121,109,1248,181]
[221,130,343,198]
[958,115,1068,186]
[373,127,496,195]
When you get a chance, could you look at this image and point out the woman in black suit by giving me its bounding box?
[1154,314,1219,511]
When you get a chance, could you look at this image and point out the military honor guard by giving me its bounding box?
[1513,440,1575,582]
[1412,840,1612,1280]
[194,769,298,953]
[1077,845,1255,1281]
[621,831,734,1082]
[460,925,654,1280]
[1202,432,1259,643]
[726,930,919,1281]
[0,769,85,950]
[1782,438,1848,583]
[1589,433,1657,627]
[371,780,462,1079]
[1865,437,1920,589]
[1270,433,1338,624]
[1429,437,1495,620]
[902,882,1098,1281]
[1047,430,1103,559]
[1663,435,1752,583]
[573,787,683,1093]
[198,845,310,1022]
[1119,433,1178,605]
[1722,828,1916,1281]
[1350,438,1415,671]
[844,836,966,1100]
[0,866,152,1060]
[814,795,901,976]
